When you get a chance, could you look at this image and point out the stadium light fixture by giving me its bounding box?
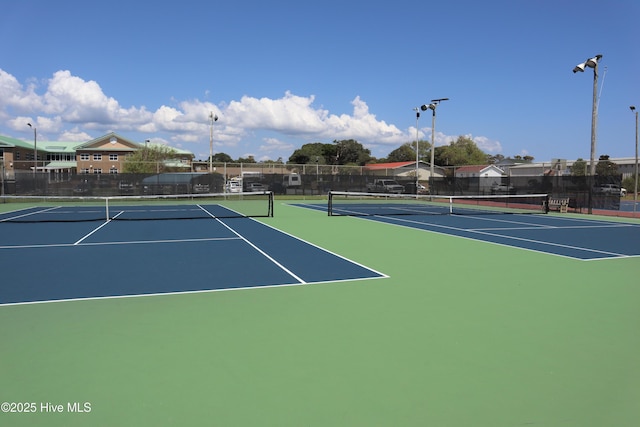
[27,123,37,177]
[413,107,423,194]
[421,98,449,191]
[573,54,602,214]
[209,111,218,173]
[631,105,638,212]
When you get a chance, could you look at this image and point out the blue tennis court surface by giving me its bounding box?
[293,202,640,260]
[0,207,386,305]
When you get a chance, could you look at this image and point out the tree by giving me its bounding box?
[333,139,371,165]
[595,155,619,176]
[487,154,505,164]
[571,158,588,176]
[288,140,371,165]
[212,152,233,163]
[237,155,256,163]
[386,141,430,163]
[288,142,328,164]
[122,145,179,173]
[434,136,488,166]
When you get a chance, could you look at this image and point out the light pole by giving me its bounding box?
[631,106,638,212]
[209,111,218,173]
[413,107,422,194]
[573,54,603,214]
[421,98,449,194]
[27,123,37,176]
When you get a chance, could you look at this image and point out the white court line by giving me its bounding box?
[0,236,243,250]
[200,210,307,284]
[370,215,632,259]
[0,274,386,307]
[0,206,62,222]
[74,218,116,245]
[254,213,388,280]
[473,223,636,231]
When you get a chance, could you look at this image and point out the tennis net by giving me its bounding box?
[327,191,549,216]
[0,191,274,223]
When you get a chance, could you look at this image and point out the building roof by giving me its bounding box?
[75,132,141,151]
[40,141,84,153]
[364,161,426,170]
[455,165,488,173]
[147,143,194,157]
[44,161,77,170]
[456,164,503,173]
[0,135,35,150]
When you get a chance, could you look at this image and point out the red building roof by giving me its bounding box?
[364,161,418,170]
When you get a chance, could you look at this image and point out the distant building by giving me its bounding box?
[363,161,445,180]
[454,164,506,193]
[508,158,636,179]
[454,164,505,178]
[0,132,194,180]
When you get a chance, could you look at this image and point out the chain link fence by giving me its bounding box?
[1,160,624,211]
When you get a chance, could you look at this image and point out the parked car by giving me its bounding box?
[595,184,626,196]
[367,179,404,194]
[245,182,268,192]
[490,184,515,195]
[192,183,209,193]
[404,183,428,195]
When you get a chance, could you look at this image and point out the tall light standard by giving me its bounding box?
[27,122,37,177]
[421,98,449,193]
[631,106,638,212]
[413,107,422,193]
[573,54,602,214]
[209,111,218,173]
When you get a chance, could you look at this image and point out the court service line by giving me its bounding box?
[473,223,635,231]
[252,216,389,279]
[74,218,115,245]
[0,237,242,250]
[0,206,61,222]
[200,207,307,284]
[463,214,556,228]
[467,228,628,257]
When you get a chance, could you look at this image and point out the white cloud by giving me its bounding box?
[58,128,94,142]
[0,68,502,161]
[259,137,295,153]
[469,135,503,153]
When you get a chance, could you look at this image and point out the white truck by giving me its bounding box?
[367,179,404,194]
[595,184,626,197]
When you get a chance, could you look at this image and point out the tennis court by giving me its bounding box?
[0,195,384,305]
[1,193,639,427]
[294,193,640,260]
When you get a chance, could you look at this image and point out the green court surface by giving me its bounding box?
[1,200,639,426]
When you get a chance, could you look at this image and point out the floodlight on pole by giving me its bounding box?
[421,98,449,192]
[27,123,37,177]
[413,107,422,194]
[573,54,602,214]
[209,111,218,173]
[631,105,638,212]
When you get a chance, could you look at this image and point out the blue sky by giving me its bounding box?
[1,0,638,163]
